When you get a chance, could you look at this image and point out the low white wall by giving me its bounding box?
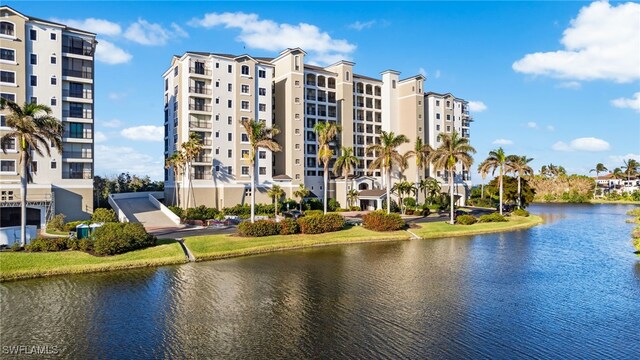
[148,193,181,225]
[0,226,37,246]
[109,191,164,200]
[108,194,129,223]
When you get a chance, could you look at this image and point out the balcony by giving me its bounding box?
[62,110,92,119]
[63,151,92,159]
[193,173,212,180]
[64,131,92,139]
[63,171,92,179]
[189,104,212,112]
[62,69,93,79]
[189,87,212,95]
[63,89,93,100]
[194,155,212,163]
[189,67,211,76]
[62,45,93,56]
[201,138,213,146]
[189,121,212,129]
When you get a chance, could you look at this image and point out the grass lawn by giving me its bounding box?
[411,215,543,239]
[0,239,186,282]
[184,226,412,261]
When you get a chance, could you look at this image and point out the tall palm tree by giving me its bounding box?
[423,177,441,204]
[429,131,476,224]
[164,151,184,207]
[293,184,310,211]
[478,148,508,215]
[240,118,282,223]
[314,121,341,214]
[333,146,358,211]
[392,180,415,214]
[406,137,432,203]
[589,163,608,197]
[398,151,413,180]
[611,167,624,180]
[506,155,534,209]
[0,100,62,246]
[366,131,409,214]
[622,159,638,180]
[347,188,359,208]
[267,184,285,217]
[181,133,203,209]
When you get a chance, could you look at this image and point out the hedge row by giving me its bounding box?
[478,213,508,223]
[237,214,345,237]
[362,211,406,231]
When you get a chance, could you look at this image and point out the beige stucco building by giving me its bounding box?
[0,6,96,227]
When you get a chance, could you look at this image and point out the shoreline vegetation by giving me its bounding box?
[532,199,640,205]
[0,215,542,282]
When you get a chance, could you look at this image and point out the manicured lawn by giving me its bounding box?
[184,226,412,261]
[0,239,186,281]
[411,215,543,239]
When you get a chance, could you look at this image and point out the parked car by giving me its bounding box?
[283,210,304,219]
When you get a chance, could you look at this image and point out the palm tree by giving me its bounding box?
[429,131,476,224]
[240,118,282,223]
[333,146,358,212]
[314,121,341,214]
[164,151,185,207]
[589,163,608,197]
[478,148,508,215]
[622,159,638,180]
[507,155,534,209]
[366,131,410,214]
[0,100,62,246]
[347,188,359,208]
[406,137,432,203]
[611,167,624,180]
[423,177,441,204]
[267,184,285,217]
[293,184,310,211]
[392,180,415,214]
[181,133,203,209]
[397,151,414,180]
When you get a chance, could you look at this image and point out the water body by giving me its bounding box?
[1,204,639,359]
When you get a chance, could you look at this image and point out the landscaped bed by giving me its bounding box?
[411,215,543,239]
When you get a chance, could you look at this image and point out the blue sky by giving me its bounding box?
[7,1,639,181]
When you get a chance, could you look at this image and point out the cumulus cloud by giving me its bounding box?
[94,131,107,143]
[527,122,538,129]
[468,101,487,112]
[609,153,640,163]
[95,145,164,179]
[492,139,514,145]
[51,17,122,36]
[124,19,188,46]
[189,12,356,65]
[611,92,640,112]
[95,39,132,64]
[552,137,610,152]
[121,125,164,142]
[101,119,122,128]
[348,20,376,31]
[513,1,640,83]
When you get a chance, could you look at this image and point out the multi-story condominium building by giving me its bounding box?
[165,48,474,210]
[0,6,96,227]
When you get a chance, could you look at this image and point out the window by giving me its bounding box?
[228,83,232,92]
[0,22,15,37]
[215,98,220,104]
[241,84,249,93]
[30,53,37,65]
[1,190,14,201]
[295,114,300,120]
[295,159,300,165]
[392,80,396,89]
[215,81,219,88]
[436,113,441,120]
[446,126,451,132]
[0,115,5,127]
[51,98,57,106]
[446,101,451,108]
[173,85,178,96]
[436,125,440,131]
[0,48,15,61]
[258,69,266,78]
[294,56,300,71]
[0,160,16,173]
[30,29,37,41]
[51,160,57,169]
[50,33,56,40]
[259,103,266,111]
[228,100,232,108]
[30,75,37,86]
[295,144,300,150]
[228,149,232,158]
[241,65,249,75]
[435,100,440,106]
[4,137,15,150]
[295,80,300,87]
[215,148,220,155]
[50,55,56,64]
[227,116,232,125]
[1,71,15,84]
[295,97,300,104]
[215,131,220,138]
[242,149,250,159]
[173,66,178,76]
[241,166,249,176]
[446,114,451,121]
[259,87,266,96]
[30,97,37,104]
[227,133,232,141]
[51,76,57,85]
[294,129,300,135]
[345,71,350,81]
[215,165,220,171]
[241,101,249,110]
[295,174,300,180]
[228,64,232,73]
[241,133,249,142]
[227,166,232,174]
[31,161,38,173]
[259,151,266,159]
[215,114,219,121]
[1,93,16,102]
[259,167,266,175]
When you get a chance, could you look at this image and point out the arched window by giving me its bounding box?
[0,22,15,37]
[241,65,249,75]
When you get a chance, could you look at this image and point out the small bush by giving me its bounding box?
[65,220,90,232]
[403,197,416,207]
[168,206,184,218]
[511,209,530,217]
[93,223,156,255]
[47,213,66,231]
[349,206,361,211]
[79,238,93,252]
[362,211,406,231]
[479,213,508,223]
[26,237,68,252]
[65,237,80,250]
[456,214,477,225]
[185,205,220,220]
[304,210,324,217]
[278,218,300,235]
[419,205,431,216]
[10,242,22,252]
[92,208,118,223]
[405,209,415,215]
[328,198,340,212]
[335,208,347,212]
[297,213,345,234]
[237,220,279,237]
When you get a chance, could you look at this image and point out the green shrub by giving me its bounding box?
[26,237,68,252]
[168,206,184,218]
[184,205,220,220]
[511,209,530,217]
[382,198,400,213]
[456,214,477,225]
[304,210,324,217]
[297,213,345,234]
[91,208,118,223]
[349,206,361,211]
[306,198,323,210]
[328,198,340,212]
[79,238,93,252]
[223,203,275,217]
[10,242,22,252]
[92,223,156,256]
[65,237,80,250]
[47,213,66,231]
[362,211,405,231]
[479,213,508,223]
[335,208,347,212]
[278,218,300,235]
[627,208,640,217]
[403,197,416,207]
[237,220,280,237]
[468,197,496,208]
[64,220,90,232]
[418,205,431,216]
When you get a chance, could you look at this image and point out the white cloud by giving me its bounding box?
[51,17,122,36]
[556,81,582,89]
[120,125,164,142]
[527,121,538,129]
[434,70,441,79]
[108,92,126,101]
[95,39,132,64]
[101,119,122,128]
[611,92,640,112]
[189,12,356,65]
[513,1,640,83]
[552,137,610,152]
[348,20,376,31]
[124,18,187,46]
[492,139,514,145]
[94,131,107,143]
[609,153,640,163]
[418,67,427,77]
[468,101,487,112]
[95,145,163,179]
[546,125,555,131]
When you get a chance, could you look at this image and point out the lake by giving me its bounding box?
[1,204,639,359]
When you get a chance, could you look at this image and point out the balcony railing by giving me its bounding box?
[62,171,93,179]
[62,89,93,99]
[64,132,92,139]
[189,104,211,112]
[201,138,213,146]
[193,173,212,180]
[62,69,93,79]
[189,67,211,76]
[189,87,212,95]
[62,46,93,56]
[189,121,212,129]
[63,151,92,159]
[194,156,212,163]
[62,110,92,119]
